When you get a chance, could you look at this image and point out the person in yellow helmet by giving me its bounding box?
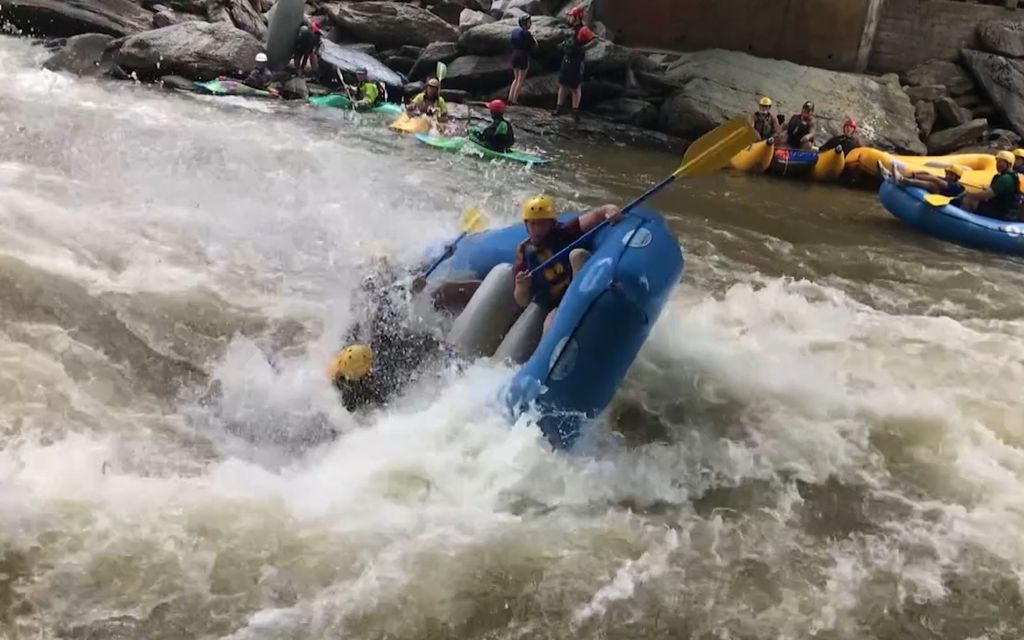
[893,163,967,199]
[513,196,621,333]
[749,96,782,142]
[407,77,448,122]
[1013,148,1024,175]
[962,150,1021,220]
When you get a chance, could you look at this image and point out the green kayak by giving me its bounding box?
[308,94,403,116]
[193,80,278,98]
[414,134,549,165]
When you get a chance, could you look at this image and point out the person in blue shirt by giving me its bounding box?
[894,164,967,199]
[508,14,537,105]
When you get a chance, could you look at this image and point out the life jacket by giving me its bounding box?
[990,170,1021,219]
[561,28,587,66]
[516,237,574,307]
[753,112,775,140]
[786,116,812,147]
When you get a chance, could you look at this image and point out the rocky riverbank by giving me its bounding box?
[5,0,1024,157]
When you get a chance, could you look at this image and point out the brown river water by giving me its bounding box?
[1,37,1022,639]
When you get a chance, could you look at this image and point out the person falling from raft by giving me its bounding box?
[513,196,621,334]
[347,67,382,111]
[820,118,866,155]
[749,96,783,142]
[407,78,449,123]
[785,101,817,150]
[469,100,515,153]
[554,6,596,123]
[508,14,537,106]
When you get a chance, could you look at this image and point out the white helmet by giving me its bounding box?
[255,52,268,63]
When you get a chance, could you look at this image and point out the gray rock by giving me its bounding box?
[441,88,472,103]
[278,76,308,100]
[592,97,658,128]
[317,39,405,92]
[926,118,988,154]
[386,55,416,75]
[934,96,971,128]
[399,45,425,59]
[153,10,179,28]
[962,48,1024,138]
[988,128,1022,147]
[902,59,975,96]
[655,49,925,154]
[444,54,511,91]
[904,84,946,103]
[327,1,458,49]
[347,43,378,56]
[458,16,565,58]
[42,32,116,76]
[158,74,196,91]
[0,0,152,37]
[914,100,936,137]
[979,19,1024,59]
[144,0,206,14]
[490,0,545,17]
[206,0,266,40]
[115,21,261,81]
[486,72,622,107]
[954,92,984,109]
[459,8,495,31]
[409,41,461,81]
[404,81,424,97]
[583,39,653,79]
[430,1,466,25]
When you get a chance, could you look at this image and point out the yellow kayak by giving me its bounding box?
[729,140,774,172]
[389,113,431,134]
[811,147,845,181]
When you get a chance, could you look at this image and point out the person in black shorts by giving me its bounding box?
[508,14,537,105]
[555,6,596,123]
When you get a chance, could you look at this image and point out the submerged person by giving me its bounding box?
[820,118,866,155]
[347,68,382,110]
[785,101,816,150]
[242,52,273,89]
[513,196,621,333]
[508,14,537,105]
[554,6,596,123]
[962,150,1020,220]
[469,100,515,153]
[749,96,782,142]
[407,78,448,122]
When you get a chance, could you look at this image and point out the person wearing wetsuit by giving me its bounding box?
[508,14,537,105]
[785,101,816,150]
[963,151,1021,221]
[749,96,782,142]
[470,100,515,153]
[242,52,273,89]
[820,118,866,155]
[554,6,596,123]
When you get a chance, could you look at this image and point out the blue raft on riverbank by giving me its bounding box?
[425,208,683,449]
[879,181,1024,256]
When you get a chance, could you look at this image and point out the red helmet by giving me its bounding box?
[486,99,506,114]
[844,117,858,129]
[568,6,585,18]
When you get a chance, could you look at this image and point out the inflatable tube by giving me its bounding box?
[446,263,521,358]
[193,79,279,98]
[426,209,684,449]
[390,113,431,134]
[265,0,304,71]
[847,148,999,179]
[811,147,845,181]
[308,94,404,116]
[878,180,1024,256]
[415,134,549,165]
[729,140,774,173]
[766,148,817,178]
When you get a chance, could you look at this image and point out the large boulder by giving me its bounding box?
[443,54,511,91]
[42,33,116,76]
[592,97,658,128]
[0,0,152,37]
[655,49,926,154]
[904,84,946,103]
[914,101,937,137]
[326,1,458,49]
[902,59,975,96]
[206,0,266,40]
[143,0,205,14]
[458,16,565,60]
[486,73,622,107]
[317,39,405,94]
[961,48,1024,138]
[583,39,653,79]
[978,19,1024,59]
[925,118,988,154]
[408,41,460,81]
[459,8,495,31]
[934,96,971,128]
[115,21,261,81]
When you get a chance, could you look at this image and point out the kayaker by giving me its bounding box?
[554,6,596,123]
[347,68,382,110]
[292,19,323,76]
[749,97,782,142]
[962,151,1020,220]
[242,52,273,90]
[513,196,621,333]
[508,14,537,105]
[469,100,515,153]
[407,78,449,122]
[1014,149,1024,175]
[820,118,865,155]
[785,101,816,150]
[894,164,967,199]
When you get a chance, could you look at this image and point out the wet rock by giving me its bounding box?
[430,1,465,25]
[317,39,405,93]
[326,1,458,49]
[904,84,946,103]
[459,8,495,31]
[979,19,1024,58]
[404,81,424,97]
[144,0,206,14]
[444,54,511,92]
[486,73,622,107]
[409,41,460,81]
[42,33,116,76]
[592,97,658,128]
[441,88,472,103]
[278,76,308,100]
[0,0,153,38]
[458,16,565,59]
[398,45,424,59]
[655,49,925,154]
[386,55,416,75]
[492,104,683,153]
[583,39,654,79]
[115,21,261,81]
[926,118,988,154]
[962,49,1024,138]
[914,100,936,137]
[902,59,975,96]
[206,0,267,40]
[935,96,971,128]
[490,0,546,17]
[152,9,181,28]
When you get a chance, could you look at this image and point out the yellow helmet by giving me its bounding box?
[996,150,1015,165]
[759,96,772,107]
[1014,148,1024,159]
[327,345,373,382]
[945,164,966,177]
[522,195,557,221]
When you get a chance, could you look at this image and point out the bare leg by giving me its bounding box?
[543,308,556,334]
[569,248,591,274]
[571,86,582,110]
[555,85,568,114]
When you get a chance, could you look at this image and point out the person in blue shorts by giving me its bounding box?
[508,14,537,105]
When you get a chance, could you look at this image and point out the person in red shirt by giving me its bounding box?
[555,6,596,123]
[513,195,621,333]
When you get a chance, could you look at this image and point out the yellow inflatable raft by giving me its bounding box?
[845,147,998,179]
[728,142,846,181]
[730,140,774,173]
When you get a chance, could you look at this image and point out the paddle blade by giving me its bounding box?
[461,208,487,234]
[677,117,758,178]
[436,61,448,83]
[923,193,954,207]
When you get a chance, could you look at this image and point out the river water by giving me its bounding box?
[1,37,1022,639]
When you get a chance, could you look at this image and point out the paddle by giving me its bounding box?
[923,192,966,207]
[420,208,488,279]
[527,117,757,279]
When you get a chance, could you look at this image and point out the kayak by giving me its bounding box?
[389,113,432,134]
[878,180,1024,256]
[415,134,549,165]
[425,208,682,450]
[264,0,304,71]
[308,94,403,116]
[729,140,774,172]
[193,79,278,98]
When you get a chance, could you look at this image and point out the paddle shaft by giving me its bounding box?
[422,231,468,279]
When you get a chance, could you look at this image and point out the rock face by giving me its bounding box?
[317,39,405,92]
[914,100,937,137]
[655,49,925,154]
[978,19,1024,59]
[458,16,565,59]
[206,0,266,40]
[444,54,511,91]
[486,73,622,107]
[459,9,494,31]
[902,59,975,96]
[409,41,461,80]
[961,49,1024,139]
[0,0,152,37]
[934,96,971,128]
[926,118,988,154]
[904,84,946,103]
[115,21,261,81]
[42,33,116,76]
[592,97,658,128]
[327,1,459,49]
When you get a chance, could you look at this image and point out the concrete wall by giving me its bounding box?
[869,0,1017,72]
[596,0,873,71]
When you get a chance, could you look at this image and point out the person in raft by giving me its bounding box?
[469,100,515,153]
[513,196,622,333]
[749,97,783,142]
[961,150,1021,221]
[508,14,537,105]
[891,163,967,199]
[407,78,449,122]
[820,118,866,155]
[347,68,383,111]
[784,101,817,150]
[554,6,596,123]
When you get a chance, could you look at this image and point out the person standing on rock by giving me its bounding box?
[749,97,783,142]
[784,101,817,150]
[554,6,596,123]
[292,18,323,77]
[508,14,537,106]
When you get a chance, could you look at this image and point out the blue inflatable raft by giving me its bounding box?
[425,208,683,449]
[879,181,1024,256]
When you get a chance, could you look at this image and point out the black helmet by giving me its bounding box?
[518,14,532,26]
[356,67,368,76]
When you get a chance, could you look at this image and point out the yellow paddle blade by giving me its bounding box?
[676,117,758,178]
[461,207,487,234]
[923,193,955,207]
[436,61,448,83]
